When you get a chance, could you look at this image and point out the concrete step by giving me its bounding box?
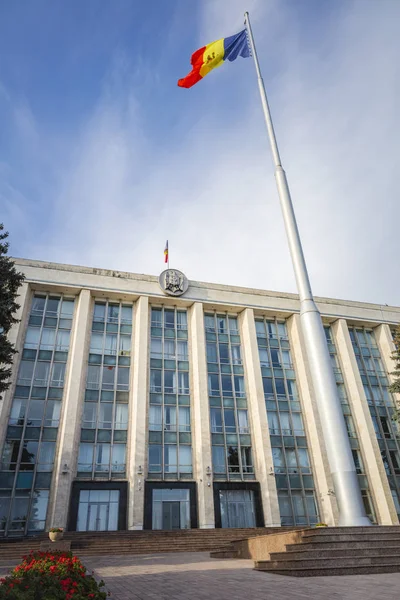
[256,555,400,571]
[286,539,400,552]
[298,533,400,543]
[271,547,400,560]
[256,564,400,577]
[302,526,400,536]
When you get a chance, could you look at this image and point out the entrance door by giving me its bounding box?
[87,502,109,531]
[162,501,180,530]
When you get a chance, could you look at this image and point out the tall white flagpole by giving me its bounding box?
[244,11,370,526]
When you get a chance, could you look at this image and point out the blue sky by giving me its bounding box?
[1,0,399,306]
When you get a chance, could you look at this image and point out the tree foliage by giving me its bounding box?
[389,324,400,396]
[0,224,25,398]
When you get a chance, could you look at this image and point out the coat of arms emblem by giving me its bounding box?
[159,269,189,297]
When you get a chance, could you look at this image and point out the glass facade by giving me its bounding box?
[255,318,319,526]
[0,294,75,535]
[148,308,192,479]
[77,301,132,478]
[205,313,254,480]
[324,326,375,522]
[349,327,400,517]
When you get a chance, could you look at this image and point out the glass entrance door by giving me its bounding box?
[77,490,119,531]
[162,501,180,530]
[152,488,190,529]
[87,502,109,531]
[219,490,256,528]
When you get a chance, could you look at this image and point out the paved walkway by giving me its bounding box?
[78,552,400,600]
[2,552,400,599]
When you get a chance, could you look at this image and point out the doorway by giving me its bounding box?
[77,490,119,531]
[162,501,181,530]
[152,488,190,530]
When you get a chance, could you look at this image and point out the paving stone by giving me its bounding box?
[76,552,400,600]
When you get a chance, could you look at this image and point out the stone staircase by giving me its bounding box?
[0,527,279,561]
[254,527,400,577]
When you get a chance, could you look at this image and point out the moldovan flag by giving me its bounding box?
[164,241,169,264]
[178,29,250,89]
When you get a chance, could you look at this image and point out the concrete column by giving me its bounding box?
[375,324,400,408]
[189,302,214,528]
[127,296,149,530]
[239,308,280,526]
[287,314,337,525]
[333,319,396,524]
[48,289,92,528]
[0,282,30,451]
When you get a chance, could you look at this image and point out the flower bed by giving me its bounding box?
[0,551,107,599]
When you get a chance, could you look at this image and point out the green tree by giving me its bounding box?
[0,224,25,399]
[389,324,400,395]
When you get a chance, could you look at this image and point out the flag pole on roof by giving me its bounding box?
[243,11,370,526]
[164,240,169,269]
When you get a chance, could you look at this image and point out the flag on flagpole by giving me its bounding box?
[164,241,169,264]
[178,29,250,89]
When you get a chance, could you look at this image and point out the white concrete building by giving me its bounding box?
[0,258,399,536]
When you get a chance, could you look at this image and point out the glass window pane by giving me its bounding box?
[212,445,226,473]
[40,328,56,349]
[94,303,106,322]
[31,296,46,315]
[55,330,70,351]
[204,315,215,332]
[34,362,51,386]
[99,404,113,428]
[96,444,110,469]
[207,343,217,363]
[177,311,187,329]
[121,305,132,323]
[112,444,126,471]
[164,310,175,329]
[104,334,118,355]
[149,405,162,431]
[78,444,94,471]
[179,446,192,472]
[102,366,116,389]
[17,361,34,386]
[25,327,40,349]
[151,338,162,357]
[150,370,162,392]
[149,445,162,472]
[51,363,65,387]
[151,309,162,327]
[114,404,128,430]
[179,407,190,432]
[87,365,101,389]
[210,408,222,433]
[108,304,119,323]
[117,367,130,390]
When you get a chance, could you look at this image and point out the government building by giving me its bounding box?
[0,258,399,537]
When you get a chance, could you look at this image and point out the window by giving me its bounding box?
[17,361,34,386]
[148,307,192,478]
[352,450,364,474]
[149,446,162,472]
[259,317,319,526]
[212,446,226,473]
[149,405,162,431]
[210,408,223,433]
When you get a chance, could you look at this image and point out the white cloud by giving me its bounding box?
[1,0,399,306]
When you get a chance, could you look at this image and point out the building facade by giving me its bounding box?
[0,258,399,536]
